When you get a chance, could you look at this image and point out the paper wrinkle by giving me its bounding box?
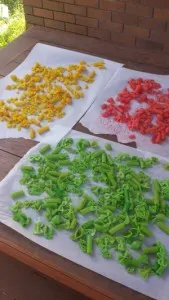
[0,129,169,300]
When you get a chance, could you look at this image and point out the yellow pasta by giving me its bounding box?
[0,60,106,139]
[37,125,50,135]
[29,128,36,139]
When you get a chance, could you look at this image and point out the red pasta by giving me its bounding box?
[101,78,169,144]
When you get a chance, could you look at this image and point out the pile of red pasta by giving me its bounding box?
[101,78,169,144]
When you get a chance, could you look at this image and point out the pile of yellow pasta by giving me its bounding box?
[0,60,105,139]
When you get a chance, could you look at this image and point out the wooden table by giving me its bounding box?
[1,27,169,300]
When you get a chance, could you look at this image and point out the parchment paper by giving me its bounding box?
[0,128,169,300]
[0,43,123,141]
[81,68,169,158]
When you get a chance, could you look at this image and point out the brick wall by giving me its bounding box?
[23,0,169,54]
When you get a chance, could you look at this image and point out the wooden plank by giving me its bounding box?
[0,61,19,77]
[125,62,169,75]
[25,27,169,68]
[14,49,31,64]
[0,138,37,157]
[1,252,87,300]
[0,225,152,300]
[0,150,20,180]
[0,35,38,70]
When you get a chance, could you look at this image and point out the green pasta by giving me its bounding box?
[39,144,52,155]
[21,166,35,173]
[163,163,169,171]
[33,221,44,235]
[105,143,112,151]
[33,221,54,239]
[75,194,90,212]
[143,246,158,255]
[90,140,99,148]
[131,241,142,250]
[87,234,93,255]
[12,211,31,227]
[45,198,62,209]
[11,190,25,200]
[157,222,169,235]
[153,179,160,206]
[109,220,129,235]
[9,136,169,280]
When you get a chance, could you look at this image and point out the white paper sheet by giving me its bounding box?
[0,128,169,300]
[81,68,169,158]
[0,43,123,141]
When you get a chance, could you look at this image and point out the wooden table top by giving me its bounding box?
[1,27,169,300]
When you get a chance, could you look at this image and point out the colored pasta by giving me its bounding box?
[10,136,169,280]
[0,61,105,139]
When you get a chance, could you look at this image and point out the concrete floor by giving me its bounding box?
[0,252,88,300]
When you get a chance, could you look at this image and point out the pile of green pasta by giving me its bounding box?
[10,137,169,280]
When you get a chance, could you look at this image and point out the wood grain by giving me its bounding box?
[0,225,152,300]
[0,252,88,300]
[0,138,37,157]
[125,62,169,75]
[0,61,19,77]
[0,35,38,70]
[14,50,31,64]
[0,150,20,180]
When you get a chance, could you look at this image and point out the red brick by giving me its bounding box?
[111,11,137,26]
[126,3,153,17]
[136,37,163,51]
[54,11,75,23]
[42,0,64,11]
[23,0,42,7]
[55,0,74,3]
[100,0,125,12]
[120,0,140,2]
[111,31,135,46]
[99,20,123,32]
[56,0,74,3]
[118,0,138,1]
[138,17,166,31]
[75,0,98,7]
[88,8,111,21]
[64,4,86,16]
[124,25,150,38]
[26,14,44,25]
[33,7,53,18]
[66,23,87,35]
[88,27,111,41]
[150,29,168,43]
[76,16,98,28]
[140,0,169,9]
[45,18,65,29]
[154,9,169,20]
[24,5,32,14]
